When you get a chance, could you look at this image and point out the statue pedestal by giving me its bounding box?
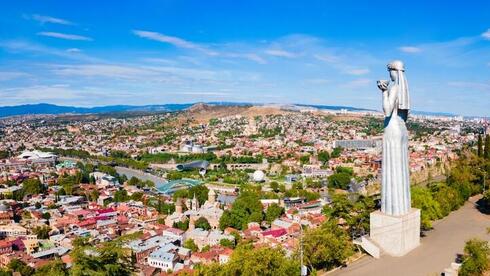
[370,208,420,257]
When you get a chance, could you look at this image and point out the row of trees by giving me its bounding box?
[412,151,487,229]
[201,219,354,275]
[477,134,490,159]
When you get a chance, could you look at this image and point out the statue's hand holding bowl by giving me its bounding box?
[377,80,389,92]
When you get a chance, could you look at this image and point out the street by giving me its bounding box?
[331,195,490,276]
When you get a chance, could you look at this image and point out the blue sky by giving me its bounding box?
[1,1,490,116]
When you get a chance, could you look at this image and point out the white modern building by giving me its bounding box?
[147,248,177,271]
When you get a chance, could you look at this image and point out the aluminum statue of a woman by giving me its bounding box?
[364,60,421,258]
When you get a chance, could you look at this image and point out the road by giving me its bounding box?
[59,156,168,186]
[331,195,490,276]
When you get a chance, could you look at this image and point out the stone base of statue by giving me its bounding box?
[369,208,420,257]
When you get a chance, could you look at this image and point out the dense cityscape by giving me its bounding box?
[0,103,488,275]
[2,1,490,276]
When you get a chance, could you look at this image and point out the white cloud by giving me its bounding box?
[37,32,92,41]
[66,48,82,53]
[341,78,372,88]
[398,46,422,53]
[0,71,30,81]
[177,92,230,96]
[48,63,232,84]
[448,81,490,92]
[51,64,158,79]
[482,29,490,40]
[0,40,98,62]
[265,49,296,58]
[224,53,267,64]
[0,85,80,102]
[314,54,371,75]
[314,54,341,63]
[345,68,370,75]
[132,30,217,56]
[304,78,330,84]
[30,14,74,25]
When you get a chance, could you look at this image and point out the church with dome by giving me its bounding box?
[164,189,223,230]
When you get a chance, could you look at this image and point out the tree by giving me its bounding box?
[0,268,11,276]
[431,184,463,217]
[152,198,175,214]
[8,259,35,276]
[318,151,330,164]
[331,147,343,158]
[483,190,490,208]
[219,238,235,249]
[195,217,211,230]
[335,166,354,176]
[265,203,284,223]
[172,185,209,206]
[113,190,129,202]
[321,193,374,236]
[478,134,483,157]
[349,196,376,237]
[34,259,68,276]
[299,154,310,165]
[33,225,51,239]
[183,239,198,252]
[70,233,140,276]
[88,190,99,202]
[219,191,263,230]
[42,212,51,220]
[0,150,9,159]
[459,238,490,276]
[22,178,44,196]
[197,243,299,276]
[130,192,144,202]
[411,186,442,230]
[328,172,351,190]
[269,181,279,192]
[128,176,139,186]
[322,194,353,222]
[485,135,490,160]
[302,221,354,271]
[173,220,189,231]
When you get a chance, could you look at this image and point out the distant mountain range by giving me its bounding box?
[0,103,193,118]
[0,102,459,118]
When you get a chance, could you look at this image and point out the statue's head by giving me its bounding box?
[387,60,404,81]
[387,60,410,110]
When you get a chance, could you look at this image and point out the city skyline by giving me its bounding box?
[1,1,490,116]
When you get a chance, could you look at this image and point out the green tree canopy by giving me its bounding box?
[459,238,490,276]
[183,239,198,252]
[34,259,68,276]
[70,233,140,276]
[195,217,211,230]
[302,221,354,271]
[328,172,351,190]
[219,191,263,230]
[22,178,44,196]
[411,186,442,230]
[33,225,51,239]
[265,203,285,223]
[8,259,35,276]
[197,243,299,276]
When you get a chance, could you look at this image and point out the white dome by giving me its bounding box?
[252,170,265,182]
